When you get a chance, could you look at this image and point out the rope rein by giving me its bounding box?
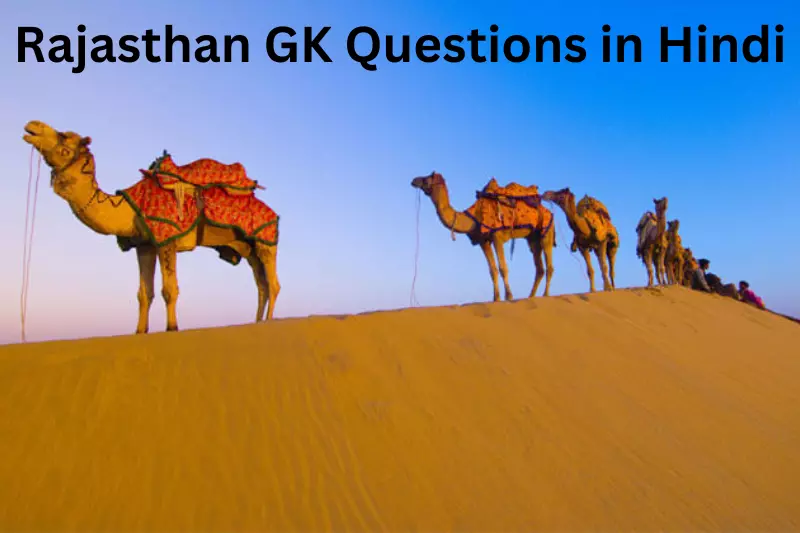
[20,147,43,343]
[409,189,422,307]
[19,140,121,342]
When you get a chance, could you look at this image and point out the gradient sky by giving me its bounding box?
[1,0,797,344]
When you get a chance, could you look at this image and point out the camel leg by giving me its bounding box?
[580,247,596,292]
[255,243,281,320]
[479,240,501,302]
[651,254,661,286]
[527,237,544,298]
[492,238,514,301]
[607,243,618,290]
[665,259,673,285]
[656,248,668,285]
[595,242,612,291]
[676,257,684,287]
[541,227,555,297]
[246,255,268,322]
[527,228,554,297]
[135,245,157,334]
[156,243,180,332]
[643,247,654,287]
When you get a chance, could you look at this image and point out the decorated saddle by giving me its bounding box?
[139,151,264,195]
[635,211,665,257]
[476,178,542,208]
[636,211,657,233]
[464,178,552,239]
[576,194,616,243]
[577,195,611,224]
[117,151,279,256]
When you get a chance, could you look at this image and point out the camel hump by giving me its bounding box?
[577,195,611,221]
[140,152,262,193]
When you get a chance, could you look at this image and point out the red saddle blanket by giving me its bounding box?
[139,152,263,193]
[118,153,278,247]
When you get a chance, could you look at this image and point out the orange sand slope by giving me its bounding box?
[1,286,799,531]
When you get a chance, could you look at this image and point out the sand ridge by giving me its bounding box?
[1,286,799,531]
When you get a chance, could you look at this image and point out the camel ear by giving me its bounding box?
[80,136,92,146]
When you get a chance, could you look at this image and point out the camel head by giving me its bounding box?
[541,187,573,206]
[667,219,680,233]
[411,171,445,197]
[653,196,668,216]
[23,121,94,196]
[683,247,698,267]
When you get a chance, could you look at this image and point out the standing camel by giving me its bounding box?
[22,120,281,334]
[411,171,556,301]
[635,197,669,287]
[541,187,620,292]
[665,219,685,285]
[681,247,698,287]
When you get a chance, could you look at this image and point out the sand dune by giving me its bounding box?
[1,286,799,531]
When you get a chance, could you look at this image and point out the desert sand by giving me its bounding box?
[1,285,799,531]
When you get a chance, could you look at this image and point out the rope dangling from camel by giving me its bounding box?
[20,147,43,343]
[409,189,422,307]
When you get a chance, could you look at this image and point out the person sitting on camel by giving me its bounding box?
[738,281,766,310]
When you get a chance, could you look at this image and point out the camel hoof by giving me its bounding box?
[166,326,179,332]
[135,329,148,335]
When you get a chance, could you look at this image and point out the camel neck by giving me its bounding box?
[656,213,666,234]
[559,196,588,235]
[429,182,475,234]
[55,154,138,237]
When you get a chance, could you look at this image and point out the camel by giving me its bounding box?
[682,247,698,287]
[411,171,556,302]
[635,197,669,287]
[22,120,281,334]
[665,219,685,285]
[541,187,619,293]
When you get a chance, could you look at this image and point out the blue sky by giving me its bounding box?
[0,0,797,343]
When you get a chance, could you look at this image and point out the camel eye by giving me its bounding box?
[60,148,70,157]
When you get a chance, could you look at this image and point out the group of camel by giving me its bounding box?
[410,171,740,301]
[22,120,739,336]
